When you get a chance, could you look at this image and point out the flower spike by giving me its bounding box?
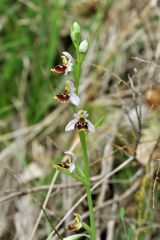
[65,110,95,132]
[54,80,80,106]
[51,52,73,75]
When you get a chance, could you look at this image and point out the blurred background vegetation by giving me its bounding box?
[0,0,160,239]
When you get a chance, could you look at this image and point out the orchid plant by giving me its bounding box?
[52,22,96,240]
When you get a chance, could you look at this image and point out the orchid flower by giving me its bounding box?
[65,213,82,232]
[65,110,95,132]
[51,51,73,75]
[54,80,80,106]
[57,151,77,173]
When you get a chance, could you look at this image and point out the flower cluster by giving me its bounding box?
[52,22,94,171]
[51,52,80,106]
[51,23,93,132]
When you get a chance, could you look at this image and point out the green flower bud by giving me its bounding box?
[70,22,81,47]
[72,22,80,34]
[79,40,88,53]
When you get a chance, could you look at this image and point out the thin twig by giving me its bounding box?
[28,170,59,240]
[41,206,63,240]
[0,170,143,205]
[132,57,160,69]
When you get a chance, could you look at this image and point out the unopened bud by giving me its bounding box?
[70,22,81,46]
[79,40,88,53]
[72,22,80,34]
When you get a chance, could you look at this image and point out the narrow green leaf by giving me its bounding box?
[119,207,125,219]
[76,165,86,179]
[53,164,86,184]
[82,222,91,234]
[95,116,105,128]
[128,225,136,237]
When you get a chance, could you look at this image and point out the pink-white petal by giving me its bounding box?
[86,119,95,132]
[64,68,69,75]
[65,119,77,132]
[68,62,73,69]
[64,65,72,75]
[67,80,75,93]
[70,93,80,106]
[62,52,73,62]
[69,162,76,173]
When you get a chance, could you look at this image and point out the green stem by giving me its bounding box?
[75,62,81,94]
[79,131,96,240]
[74,46,82,94]
[82,222,91,235]
[121,218,129,240]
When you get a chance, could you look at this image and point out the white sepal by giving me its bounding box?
[62,51,73,62]
[86,119,95,132]
[69,161,76,173]
[70,93,80,106]
[65,119,77,132]
[67,80,75,93]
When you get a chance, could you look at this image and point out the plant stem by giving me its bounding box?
[121,218,129,240]
[79,131,96,240]
[75,62,81,94]
[74,46,82,94]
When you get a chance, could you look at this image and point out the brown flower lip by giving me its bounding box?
[56,151,77,173]
[54,80,80,105]
[65,224,78,232]
[75,120,88,131]
[51,52,73,75]
[54,90,70,102]
[51,64,67,74]
[57,161,70,169]
[65,213,82,232]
